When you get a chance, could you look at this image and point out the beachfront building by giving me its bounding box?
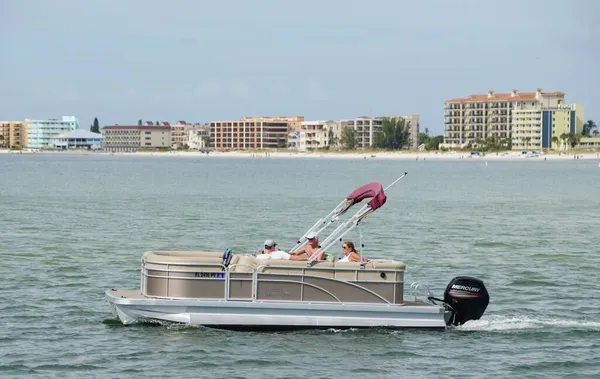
[288,131,306,151]
[187,125,211,150]
[511,103,584,151]
[170,121,196,149]
[49,129,104,150]
[102,125,171,152]
[209,116,304,150]
[338,115,419,150]
[25,116,79,149]
[0,121,27,149]
[442,89,566,149]
[578,137,600,149]
[393,114,420,150]
[339,117,383,149]
[290,120,340,151]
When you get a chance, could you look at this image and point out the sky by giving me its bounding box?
[1,0,599,135]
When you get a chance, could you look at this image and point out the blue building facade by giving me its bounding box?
[26,116,79,149]
[540,107,579,149]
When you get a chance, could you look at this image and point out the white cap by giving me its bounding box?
[306,231,317,240]
[264,239,276,248]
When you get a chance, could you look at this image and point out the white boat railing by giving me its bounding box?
[140,259,404,305]
[409,282,433,302]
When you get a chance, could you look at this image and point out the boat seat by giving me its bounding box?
[333,259,406,281]
[143,251,227,273]
[366,259,406,270]
[229,255,258,273]
[143,250,225,262]
[257,260,335,278]
[228,254,241,267]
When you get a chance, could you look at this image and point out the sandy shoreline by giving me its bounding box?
[2,149,599,161]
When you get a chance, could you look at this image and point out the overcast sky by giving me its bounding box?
[1,0,598,134]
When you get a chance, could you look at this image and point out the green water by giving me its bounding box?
[1,154,599,378]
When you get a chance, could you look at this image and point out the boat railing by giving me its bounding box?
[409,282,432,302]
[141,257,405,304]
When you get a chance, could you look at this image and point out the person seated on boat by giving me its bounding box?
[337,241,361,263]
[289,232,325,261]
[255,239,307,261]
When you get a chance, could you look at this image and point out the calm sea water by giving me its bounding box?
[1,153,599,379]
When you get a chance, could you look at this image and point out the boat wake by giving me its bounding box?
[455,315,600,332]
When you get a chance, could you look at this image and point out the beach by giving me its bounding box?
[2,148,599,161]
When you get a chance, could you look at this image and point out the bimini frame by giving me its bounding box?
[288,172,408,263]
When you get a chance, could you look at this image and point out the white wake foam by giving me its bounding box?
[456,315,600,332]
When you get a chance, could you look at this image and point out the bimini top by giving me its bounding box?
[346,182,387,211]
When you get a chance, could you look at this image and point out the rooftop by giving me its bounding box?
[446,89,565,103]
[56,129,103,139]
[103,125,171,131]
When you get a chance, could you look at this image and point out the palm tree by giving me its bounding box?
[560,133,570,151]
[524,136,531,151]
[593,130,599,137]
[582,120,597,137]
[568,134,581,149]
[552,136,559,150]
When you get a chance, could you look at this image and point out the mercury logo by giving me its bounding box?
[452,284,481,292]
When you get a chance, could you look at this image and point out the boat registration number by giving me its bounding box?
[194,272,225,278]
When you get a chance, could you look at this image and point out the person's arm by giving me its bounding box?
[309,247,325,261]
[290,247,307,256]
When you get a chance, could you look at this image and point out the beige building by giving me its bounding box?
[102,125,171,152]
[339,115,419,149]
[170,121,195,149]
[209,116,304,150]
[0,121,27,149]
[339,117,383,149]
[292,120,339,150]
[187,125,211,150]
[393,114,420,150]
[442,88,566,149]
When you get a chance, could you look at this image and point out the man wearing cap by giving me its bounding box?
[262,239,278,255]
[256,239,309,261]
[289,232,324,261]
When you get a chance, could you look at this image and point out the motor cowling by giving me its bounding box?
[444,276,489,327]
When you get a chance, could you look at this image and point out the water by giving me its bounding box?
[1,154,599,378]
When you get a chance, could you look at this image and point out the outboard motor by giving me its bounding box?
[443,276,489,327]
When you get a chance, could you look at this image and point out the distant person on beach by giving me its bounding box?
[289,232,325,261]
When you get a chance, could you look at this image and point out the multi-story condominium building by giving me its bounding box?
[290,120,340,151]
[0,121,27,149]
[540,104,583,150]
[339,115,419,149]
[170,121,196,149]
[25,116,79,149]
[511,103,584,150]
[187,125,211,150]
[102,125,171,152]
[209,116,304,150]
[393,114,420,150]
[442,89,565,149]
[339,117,383,149]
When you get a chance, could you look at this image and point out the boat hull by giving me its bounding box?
[106,289,449,330]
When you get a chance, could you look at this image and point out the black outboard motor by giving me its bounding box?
[443,276,489,327]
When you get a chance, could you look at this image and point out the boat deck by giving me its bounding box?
[107,289,436,307]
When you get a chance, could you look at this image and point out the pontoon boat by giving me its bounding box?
[105,173,490,330]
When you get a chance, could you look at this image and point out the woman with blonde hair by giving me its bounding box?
[338,241,361,263]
